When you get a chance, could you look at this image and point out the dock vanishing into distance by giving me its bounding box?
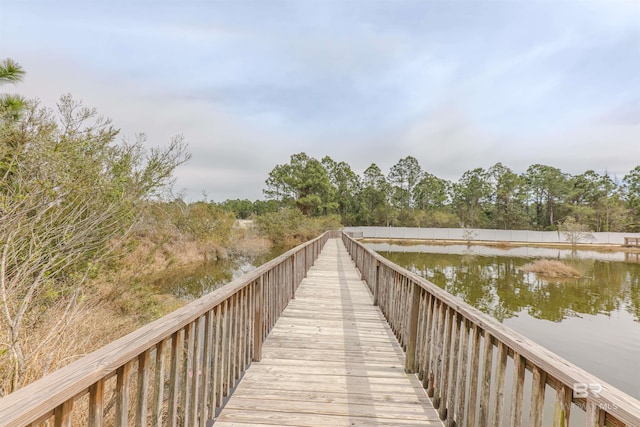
[1,232,640,426]
[216,239,442,426]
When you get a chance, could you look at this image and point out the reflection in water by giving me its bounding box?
[151,247,286,300]
[376,248,640,323]
[373,244,640,398]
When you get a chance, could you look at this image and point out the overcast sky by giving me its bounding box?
[1,0,638,201]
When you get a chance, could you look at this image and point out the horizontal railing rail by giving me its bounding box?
[343,233,640,427]
[0,231,338,427]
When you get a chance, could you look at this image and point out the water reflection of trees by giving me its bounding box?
[381,251,640,323]
[151,247,286,300]
[151,259,243,300]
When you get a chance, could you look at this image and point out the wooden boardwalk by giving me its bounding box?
[215,238,443,426]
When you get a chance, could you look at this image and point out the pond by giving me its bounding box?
[150,248,285,300]
[368,242,640,400]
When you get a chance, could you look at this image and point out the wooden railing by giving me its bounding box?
[0,231,338,427]
[343,233,640,427]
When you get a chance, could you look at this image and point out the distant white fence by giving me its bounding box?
[341,226,640,245]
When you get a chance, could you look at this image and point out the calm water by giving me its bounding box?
[151,248,285,300]
[368,243,640,399]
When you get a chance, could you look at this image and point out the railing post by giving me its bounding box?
[291,254,296,299]
[253,277,264,362]
[89,380,104,427]
[586,401,605,426]
[529,366,547,427]
[405,281,421,373]
[553,384,572,427]
[373,261,380,306]
[54,400,73,427]
[115,362,132,427]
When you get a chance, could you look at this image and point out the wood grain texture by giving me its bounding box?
[216,238,443,426]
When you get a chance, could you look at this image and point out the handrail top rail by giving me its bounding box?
[343,234,640,424]
[0,232,330,426]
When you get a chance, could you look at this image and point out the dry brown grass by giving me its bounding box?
[519,259,582,278]
[120,236,225,276]
[1,294,142,395]
[231,234,273,256]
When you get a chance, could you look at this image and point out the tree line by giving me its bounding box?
[219,153,640,232]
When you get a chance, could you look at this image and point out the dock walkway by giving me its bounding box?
[215,238,442,426]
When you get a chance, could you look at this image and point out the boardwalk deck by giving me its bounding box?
[215,238,443,426]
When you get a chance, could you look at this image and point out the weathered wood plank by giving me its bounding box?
[181,321,194,427]
[53,400,72,427]
[115,362,131,427]
[229,387,429,405]
[200,311,213,425]
[190,317,202,426]
[510,352,526,426]
[454,319,469,426]
[466,324,481,426]
[553,384,572,427]
[216,410,444,427]
[152,339,166,427]
[135,350,150,427]
[530,366,547,427]
[88,380,104,427]
[445,312,460,424]
[491,341,508,427]
[224,397,439,419]
[216,239,443,426]
[167,330,182,427]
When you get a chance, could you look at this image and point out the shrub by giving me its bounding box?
[520,259,581,278]
[255,208,342,246]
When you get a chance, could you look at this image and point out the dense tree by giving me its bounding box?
[252,199,279,216]
[524,164,569,229]
[488,163,528,229]
[623,166,640,231]
[387,156,422,209]
[568,170,627,231]
[413,172,450,210]
[452,168,492,228]
[359,163,393,225]
[218,198,255,219]
[264,153,336,216]
[321,156,360,224]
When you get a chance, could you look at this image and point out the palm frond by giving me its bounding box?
[0,94,26,120]
[0,58,26,84]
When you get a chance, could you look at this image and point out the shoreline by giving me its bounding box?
[360,238,640,253]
